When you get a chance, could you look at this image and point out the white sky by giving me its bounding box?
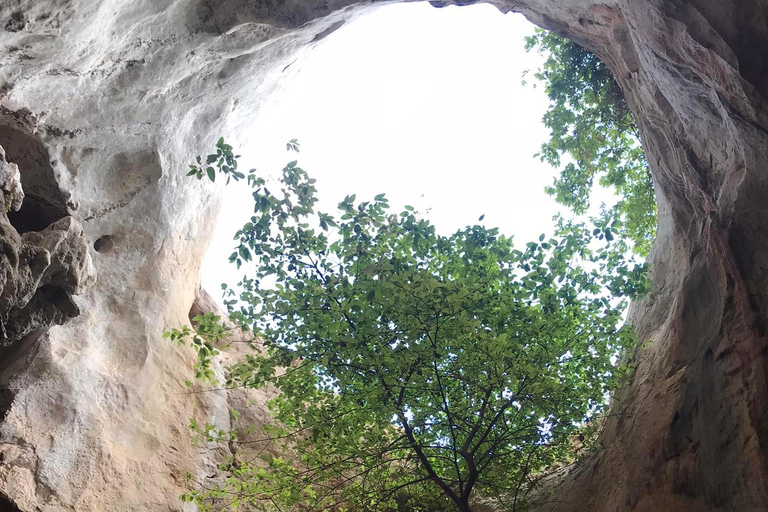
[201,3,601,299]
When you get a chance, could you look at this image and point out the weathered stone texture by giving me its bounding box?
[0,144,94,347]
[0,0,766,510]
[520,1,768,511]
[0,145,24,212]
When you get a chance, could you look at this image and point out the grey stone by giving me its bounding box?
[0,146,94,347]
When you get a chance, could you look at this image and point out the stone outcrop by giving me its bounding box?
[1,146,24,212]
[0,145,94,346]
[0,0,767,511]
[2,216,95,345]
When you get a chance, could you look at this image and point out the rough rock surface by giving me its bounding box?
[0,145,94,347]
[1,145,24,212]
[0,0,767,511]
[521,1,768,511]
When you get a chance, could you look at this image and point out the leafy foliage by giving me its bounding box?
[170,140,649,511]
[524,29,656,256]
[164,312,229,384]
[187,137,246,184]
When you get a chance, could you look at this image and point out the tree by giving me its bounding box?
[524,29,656,257]
[169,141,648,512]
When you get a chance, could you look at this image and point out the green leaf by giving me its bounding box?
[525,29,655,256]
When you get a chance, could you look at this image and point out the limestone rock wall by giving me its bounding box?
[520,1,768,511]
[0,0,766,511]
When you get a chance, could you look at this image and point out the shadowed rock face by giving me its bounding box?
[521,2,768,511]
[0,0,766,511]
[0,144,94,346]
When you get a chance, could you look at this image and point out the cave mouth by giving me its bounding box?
[200,3,561,303]
[0,120,69,233]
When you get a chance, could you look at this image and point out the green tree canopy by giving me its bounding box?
[525,29,656,256]
[170,141,648,512]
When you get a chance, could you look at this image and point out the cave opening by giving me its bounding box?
[183,5,657,510]
[0,120,69,234]
[200,3,571,302]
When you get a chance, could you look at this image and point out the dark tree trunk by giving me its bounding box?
[456,497,472,512]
